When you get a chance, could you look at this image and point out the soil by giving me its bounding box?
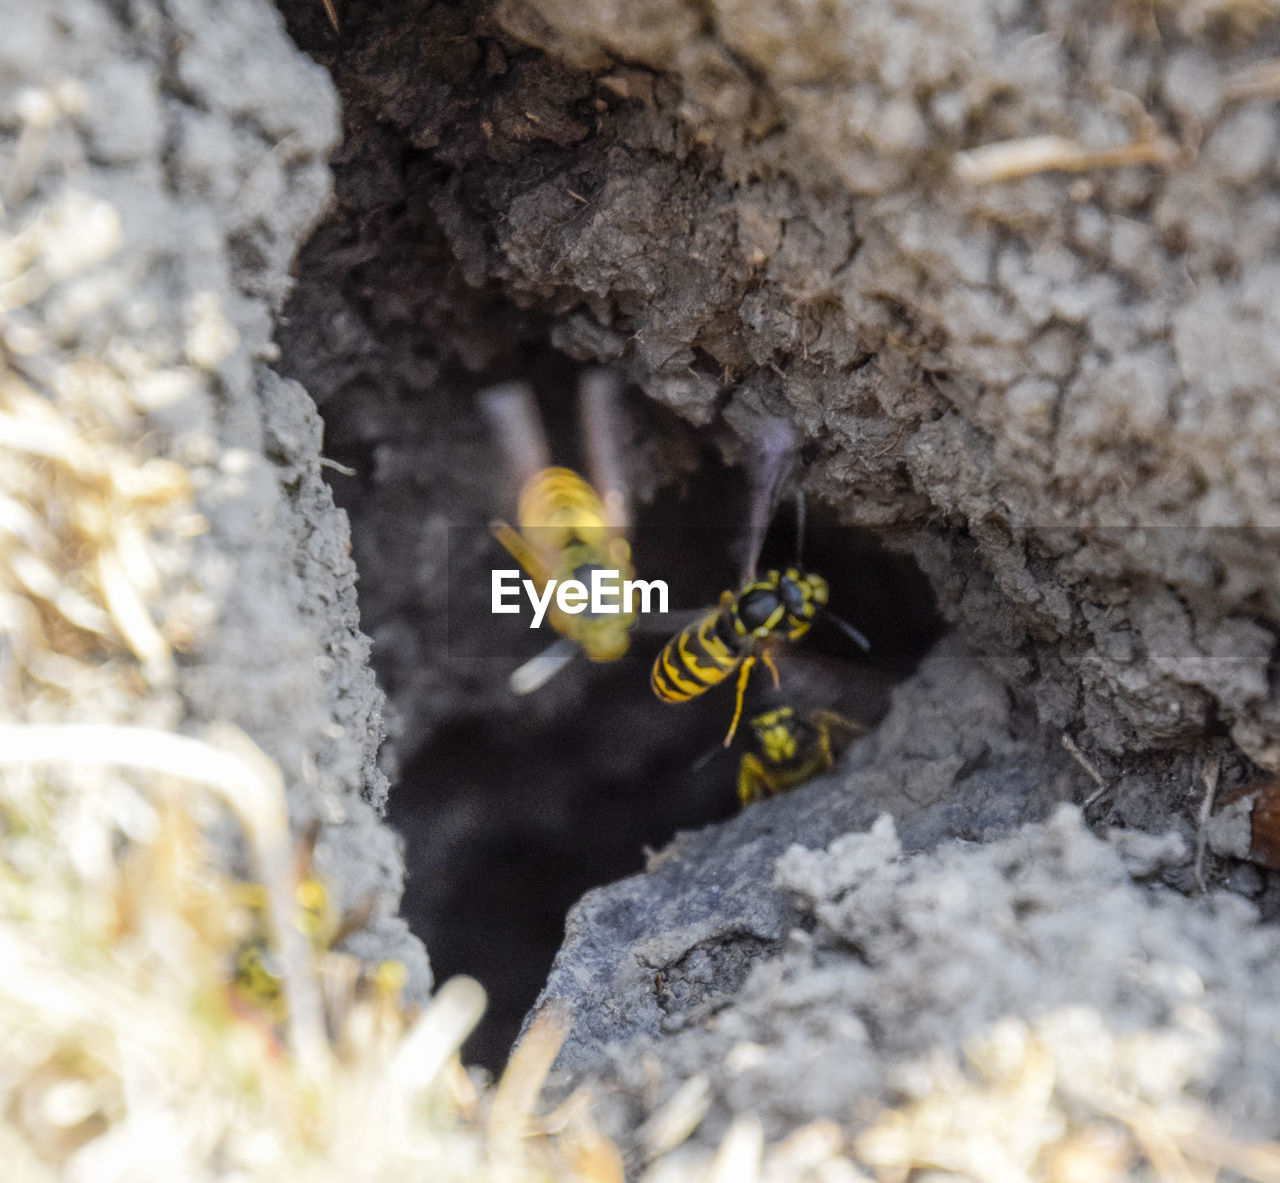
[14,0,1280,1152]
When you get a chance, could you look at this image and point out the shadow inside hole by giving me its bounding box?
[391,655,737,1070]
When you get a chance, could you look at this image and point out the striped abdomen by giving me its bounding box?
[517,467,613,550]
[650,600,742,703]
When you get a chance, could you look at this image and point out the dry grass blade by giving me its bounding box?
[850,1008,1280,1183]
[709,1115,764,1183]
[1181,1128,1280,1182]
[1,193,201,702]
[0,722,328,1077]
[637,1074,713,1162]
[1224,58,1280,101]
[390,975,487,1093]
[1153,0,1280,38]
[955,133,1179,183]
[489,999,571,1139]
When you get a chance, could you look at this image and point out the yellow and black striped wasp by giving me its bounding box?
[650,418,870,745]
[481,371,636,693]
[737,705,864,806]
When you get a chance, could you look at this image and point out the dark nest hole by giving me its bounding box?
[273,0,944,1067]
[390,451,942,1069]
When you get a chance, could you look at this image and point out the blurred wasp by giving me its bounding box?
[737,705,864,806]
[481,371,635,694]
[650,418,870,746]
[231,822,404,1028]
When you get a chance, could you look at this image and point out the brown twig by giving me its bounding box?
[1062,733,1110,809]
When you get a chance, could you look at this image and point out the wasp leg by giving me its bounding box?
[761,647,782,691]
[737,754,775,806]
[509,635,579,695]
[816,721,835,770]
[723,656,757,748]
[812,708,866,757]
[799,708,866,778]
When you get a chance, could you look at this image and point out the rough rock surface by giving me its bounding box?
[2,0,427,990]
[573,804,1280,1153]
[535,638,1080,1069]
[23,0,1280,1156]
[532,635,1224,1073]
[488,0,1280,770]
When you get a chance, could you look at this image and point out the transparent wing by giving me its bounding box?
[738,416,797,584]
[478,381,553,503]
[577,369,630,536]
[508,635,579,695]
[752,646,892,725]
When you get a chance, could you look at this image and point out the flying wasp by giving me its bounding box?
[737,705,865,806]
[481,371,636,694]
[650,418,870,745]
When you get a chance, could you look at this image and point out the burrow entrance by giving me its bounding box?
[274,0,943,1066]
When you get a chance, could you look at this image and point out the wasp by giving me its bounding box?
[232,873,334,1024]
[231,822,403,1026]
[650,418,869,745]
[480,371,635,694]
[737,705,864,806]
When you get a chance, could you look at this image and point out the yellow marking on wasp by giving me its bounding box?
[493,466,635,663]
[737,707,865,806]
[652,570,830,745]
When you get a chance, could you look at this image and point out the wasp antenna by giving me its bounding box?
[509,635,579,695]
[691,742,726,773]
[820,607,871,651]
[793,485,807,568]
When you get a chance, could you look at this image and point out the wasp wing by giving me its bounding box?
[478,381,553,506]
[508,635,579,695]
[737,416,797,585]
[577,368,630,537]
